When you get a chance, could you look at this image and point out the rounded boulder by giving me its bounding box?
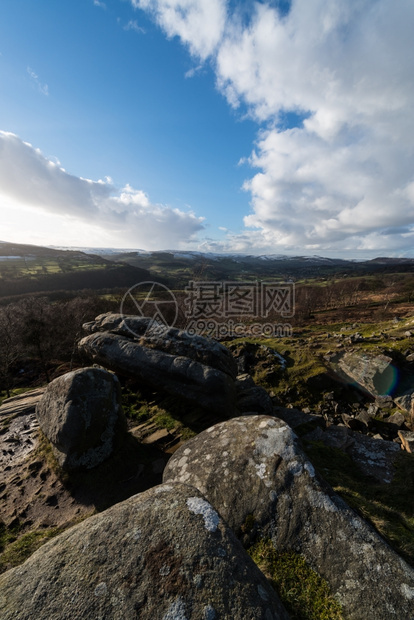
[36,367,125,471]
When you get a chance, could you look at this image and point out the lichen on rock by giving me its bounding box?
[164,415,414,620]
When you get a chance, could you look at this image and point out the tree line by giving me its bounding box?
[0,295,118,398]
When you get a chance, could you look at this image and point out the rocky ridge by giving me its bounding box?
[1,313,414,619]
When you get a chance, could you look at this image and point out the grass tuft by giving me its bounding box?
[248,539,343,619]
[0,523,62,573]
[303,440,414,565]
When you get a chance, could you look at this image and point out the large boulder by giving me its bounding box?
[79,325,237,417]
[35,367,125,471]
[0,482,288,620]
[336,351,397,397]
[83,313,238,380]
[300,422,401,484]
[164,415,414,620]
[235,374,274,415]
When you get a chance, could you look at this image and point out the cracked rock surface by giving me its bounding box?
[164,415,414,620]
[0,482,288,620]
[36,367,125,471]
[79,316,237,417]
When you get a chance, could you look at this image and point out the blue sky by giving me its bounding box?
[1,0,414,257]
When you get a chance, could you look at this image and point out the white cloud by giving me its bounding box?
[27,67,49,96]
[131,0,227,59]
[133,0,414,256]
[93,0,106,8]
[124,19,146,33]
[184,63,203,79]
[0,131,204,249]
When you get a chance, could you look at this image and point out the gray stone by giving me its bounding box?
[0,482,288,620]
[0,388,45,418]
[300,420,400,483]
[313,424,355,450]
[164,415,414,620]
[355,409,374,429]
[79,331,236,417]
[367,402,379,416]
[35,367,125,471]
[349,332,364,343]
[336,352,398,397]
[395,389,414,415]
[273,406,324,430]
[235,374,273,415]
[347,432,401,483]
[83,313,238,380]
[398,430,414,453]
[384,411,406,428]
[375,394,394,408]
[341,412,367,432]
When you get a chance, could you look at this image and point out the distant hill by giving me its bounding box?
[0,242,152,298]
[1,242,413,296]
[107,249,414,286]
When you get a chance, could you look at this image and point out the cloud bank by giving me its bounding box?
[0,131,204,249]
[133,0,414,255]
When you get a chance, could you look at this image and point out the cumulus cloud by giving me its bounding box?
[133,0,414,256]
[0,131,204,249]
[131,0,227,59]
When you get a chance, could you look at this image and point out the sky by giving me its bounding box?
[1,0,414,258]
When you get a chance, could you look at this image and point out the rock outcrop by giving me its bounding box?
[79,314,237,416]
[337,351,397,397]
[0,388,44,481]
[0,482,289,620]
[235,373,273,415]
[164,415,414,620]
[82,313,238,379]
[286,412,402,484]
[36,367,125,471]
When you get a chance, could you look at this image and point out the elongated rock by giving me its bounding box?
[82,313,238,380]
[79,331,236,416]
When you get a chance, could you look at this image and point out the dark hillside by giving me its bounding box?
[110,250,414,287]
[0,242,152,298]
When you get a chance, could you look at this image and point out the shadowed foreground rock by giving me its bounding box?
[79,319,237,417]
[36,367,125,471]
[0,483,288,620]
[164,415,414,620]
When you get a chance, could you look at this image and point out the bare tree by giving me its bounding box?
[0,304,21,397]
